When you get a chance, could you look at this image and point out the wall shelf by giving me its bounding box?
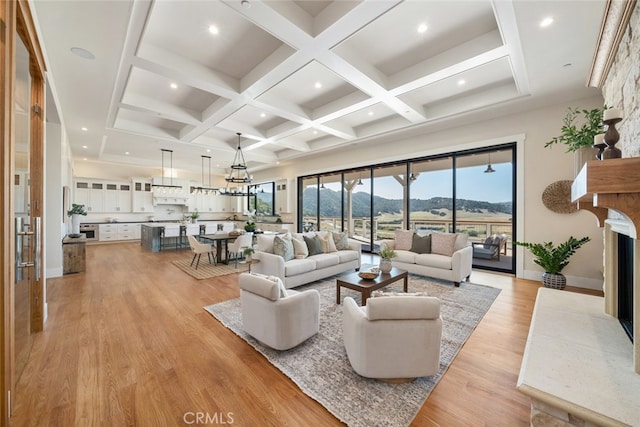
[572,158,640,238]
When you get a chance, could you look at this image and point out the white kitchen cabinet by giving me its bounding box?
[74,180,105,212]
[99,223,117,241]
[132,179,154,213]
[275,179,289,213]
[104,182,132,212]
[99,223,140,241]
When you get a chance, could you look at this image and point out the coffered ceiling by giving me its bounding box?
[33,0,605,177]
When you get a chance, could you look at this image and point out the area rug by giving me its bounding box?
[171,258,248,279]
[204,275,500,427]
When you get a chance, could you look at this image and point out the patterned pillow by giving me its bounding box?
[273,235,294,261]
[304,235,323,256]
[395,230,415,250]
[291,236,309,259]
[431,232,458,256]
[410,233,431,254]
[332,231,350,251]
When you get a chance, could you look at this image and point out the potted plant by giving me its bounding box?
[514,236,590,289]
[378,245,397,274]
[544,106,606,152]
[190,211,200,224]
[67,203,88,237]
[244,220,256,232]
[243,247,255,262]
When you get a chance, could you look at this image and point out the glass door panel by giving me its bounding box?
[349,169,372,251]
[408,158,453,233]
[456,148,514,272]
[300,177,318,232]
[14,31,33,385]
[373,164,407,251]
[318,173,343,232]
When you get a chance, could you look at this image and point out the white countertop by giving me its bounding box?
[517,287,639,426]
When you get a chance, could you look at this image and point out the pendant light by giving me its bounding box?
[191,155,217,195]
[223,133,252,196]
[484,153,496,173]
[151,149,183,193]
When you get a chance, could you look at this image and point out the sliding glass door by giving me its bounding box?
[297,144,516,273]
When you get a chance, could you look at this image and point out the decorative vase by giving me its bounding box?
[574,146,597,176]
[379,259,393,274]
[541,272,566,290]
[70,214,81,237]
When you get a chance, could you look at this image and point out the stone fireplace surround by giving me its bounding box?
[517,2,640,424]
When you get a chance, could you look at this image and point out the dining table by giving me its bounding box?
[199,232,240,265]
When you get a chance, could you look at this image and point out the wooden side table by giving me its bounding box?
[63,234,86,274]
[247,258,260,273]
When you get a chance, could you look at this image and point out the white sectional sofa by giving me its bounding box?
[251,231,362,289]
[379,231,472,287]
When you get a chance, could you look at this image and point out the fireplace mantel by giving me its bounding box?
[572,158,640,238]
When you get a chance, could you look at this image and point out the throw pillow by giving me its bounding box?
[332,231,350,251]
[394,229,415,250]
[273,235,294,261]
[304,235,323,256]
[410,233,431,254]
[431,232,458,256]
[318,232,337,253]
[291,236,309,259]
[270,275,288,298]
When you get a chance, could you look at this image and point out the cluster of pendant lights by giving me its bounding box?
[155,133,254,197]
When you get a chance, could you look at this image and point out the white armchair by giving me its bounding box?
[342,295,442,381]
[238,273,320,351]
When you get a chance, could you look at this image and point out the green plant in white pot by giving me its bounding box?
[67,203,88,237]
[378,245,397,274]
[514,236,590,290]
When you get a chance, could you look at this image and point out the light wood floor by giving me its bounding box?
[11,242,601,426]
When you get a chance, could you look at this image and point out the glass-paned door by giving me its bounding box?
[349,169,372,251]
[372,164,407,251]
[318,173,343,232]
[408,157,453,233]
[300,176,318,232]
[456,148,514,273]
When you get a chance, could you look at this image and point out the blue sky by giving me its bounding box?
[331,163,513,203]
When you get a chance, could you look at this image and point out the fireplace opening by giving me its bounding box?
[617,233,634,342]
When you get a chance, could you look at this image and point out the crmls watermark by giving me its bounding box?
[183,412,234,425]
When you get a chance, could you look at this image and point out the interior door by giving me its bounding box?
[13,26,34,388]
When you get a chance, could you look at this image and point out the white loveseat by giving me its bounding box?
[252,231,362,289]
[379,231,472,287]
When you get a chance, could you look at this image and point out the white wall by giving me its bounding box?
[251,95,606,289]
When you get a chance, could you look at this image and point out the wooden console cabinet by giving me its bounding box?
[63,235,86,274]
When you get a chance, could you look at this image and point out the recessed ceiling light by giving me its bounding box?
[314,82,322,89]
[540,17,554,28]
[457,79,466,86]
[241,0,251,9]
[260,112,266,118]
[170,83,178,89]
[368,111,374,116]
[81,127,88,131]
[125,152,129,155]
[82,145,88,149]
[83,157,87,161]
[313,130,318,135]
[209,25,219,35]
[417,23,428,33]
[71,47,95,60]
[206,149,211,153]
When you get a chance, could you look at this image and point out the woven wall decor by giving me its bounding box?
[542,180,577,214]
